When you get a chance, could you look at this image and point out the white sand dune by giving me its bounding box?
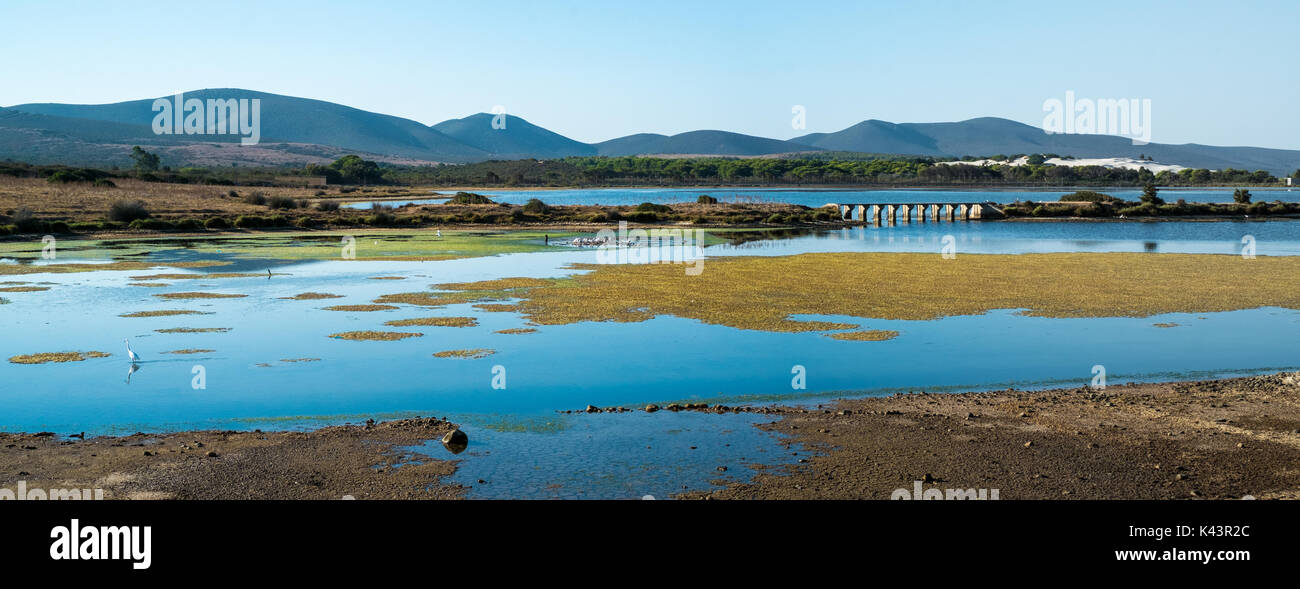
[938,156,1188,173]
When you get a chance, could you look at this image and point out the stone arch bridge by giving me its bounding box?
[828,202,1004,223]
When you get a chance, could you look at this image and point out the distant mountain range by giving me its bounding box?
[2,88,1297,174]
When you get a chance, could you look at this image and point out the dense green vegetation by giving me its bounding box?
[2,153,1287,189]
[1005,188,1300,218]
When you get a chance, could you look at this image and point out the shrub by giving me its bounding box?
[316,200,340,212]
[295,217,318,228]
[243,192,267,206]
[129,218,173,231]
[227,190,240,198]
[765,213,786,224]
[635,202,671,213]
[68,222,103,232]
[1247,201,1269,215]
[1061,191,1117,203]
[628,211,659,223]
[449,191,494,204]
[12,207,40,233]
[1234,189,1252,204]
[584,212,607,223]
[107,200,150,223]
[93,179,117,188]
[234,215,266,228]
[204,217,230,229]
[697,195,718,204]
[522,198,548,214]
[266,195,297,209]
[47,221,70,233]
[174,218,204,231]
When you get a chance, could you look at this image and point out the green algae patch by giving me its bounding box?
[433,348,495,359]
[163,348,215,355]
[0,286,49,292]
[323,304,399,312]
[9,351,110,364]
[281,292,343,300]
[435,252,1300,333]
[0,297,8,305]
[154,292,247,300]
[384,316,477,328]
[330,331,423,341]
[827,330,900,342]
[495,328,537,334]
[119,310,211,318]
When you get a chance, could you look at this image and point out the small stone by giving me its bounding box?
[644,405,659,413]
[143,450,153,456]
[206,451,219,458]
[1023,441,1033,447]
[585,405,599,413]
[716,466,727,472]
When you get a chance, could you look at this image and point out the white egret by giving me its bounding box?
[124,338,141,363]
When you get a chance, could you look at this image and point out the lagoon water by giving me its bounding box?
[4,216,1300,497]
[346,186,1300,209]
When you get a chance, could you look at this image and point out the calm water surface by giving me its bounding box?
[3,219,1299,497]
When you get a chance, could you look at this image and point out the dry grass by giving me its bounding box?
[384,316,478,327]
[163,349,215,355]
[368,276,407,280]
[0,286,48,292]
[495,328,537,334]
[323,304,399,312]
[119,310,209,318]
[329,331,423,341]
[154,292,247,300]
[0,176,316,222]
[1153,322,1180,328]
[280,358,320,363]
[280,292,343,300]
[127,282,170,288]
[432,349,495,359]
[437,252,1300,333]
[827,330,900,341]
[9,351,110,364]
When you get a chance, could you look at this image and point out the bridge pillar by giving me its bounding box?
[869,204,881,225]
[883,204,894,224]
[944,204,955,221]
[928,204,940,221]
[957,204,968,221]
[898,204,910,223]
[969,204,983,219]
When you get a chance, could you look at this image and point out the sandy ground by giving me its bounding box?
[0,417,464,500]
[683,372,1300,500]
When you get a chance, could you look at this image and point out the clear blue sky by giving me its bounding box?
[2,0,1296,148]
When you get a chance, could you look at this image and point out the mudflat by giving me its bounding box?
[0,417,464,500]
[685,372,1300,500]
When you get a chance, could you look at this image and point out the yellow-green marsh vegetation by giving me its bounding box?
[495,328,537,334]
[0,286,49,292]
[9,351,110,364]
[433,349,495,359]
[437,252,1300,333]
[827,330,900,341]
[280,292,343,300]
[163,349,215,355]
[154,292,247,300]
[384,316,477,327]
[323,304,399,312]
[119,310,210,318]
[155,327,231,333]
[329,331,423,341]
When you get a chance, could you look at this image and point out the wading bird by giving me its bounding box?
[124,338,141,363]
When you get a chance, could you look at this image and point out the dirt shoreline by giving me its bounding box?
[0,417,465,500]
[5,372,1300,500]
[681,372,1300,500]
